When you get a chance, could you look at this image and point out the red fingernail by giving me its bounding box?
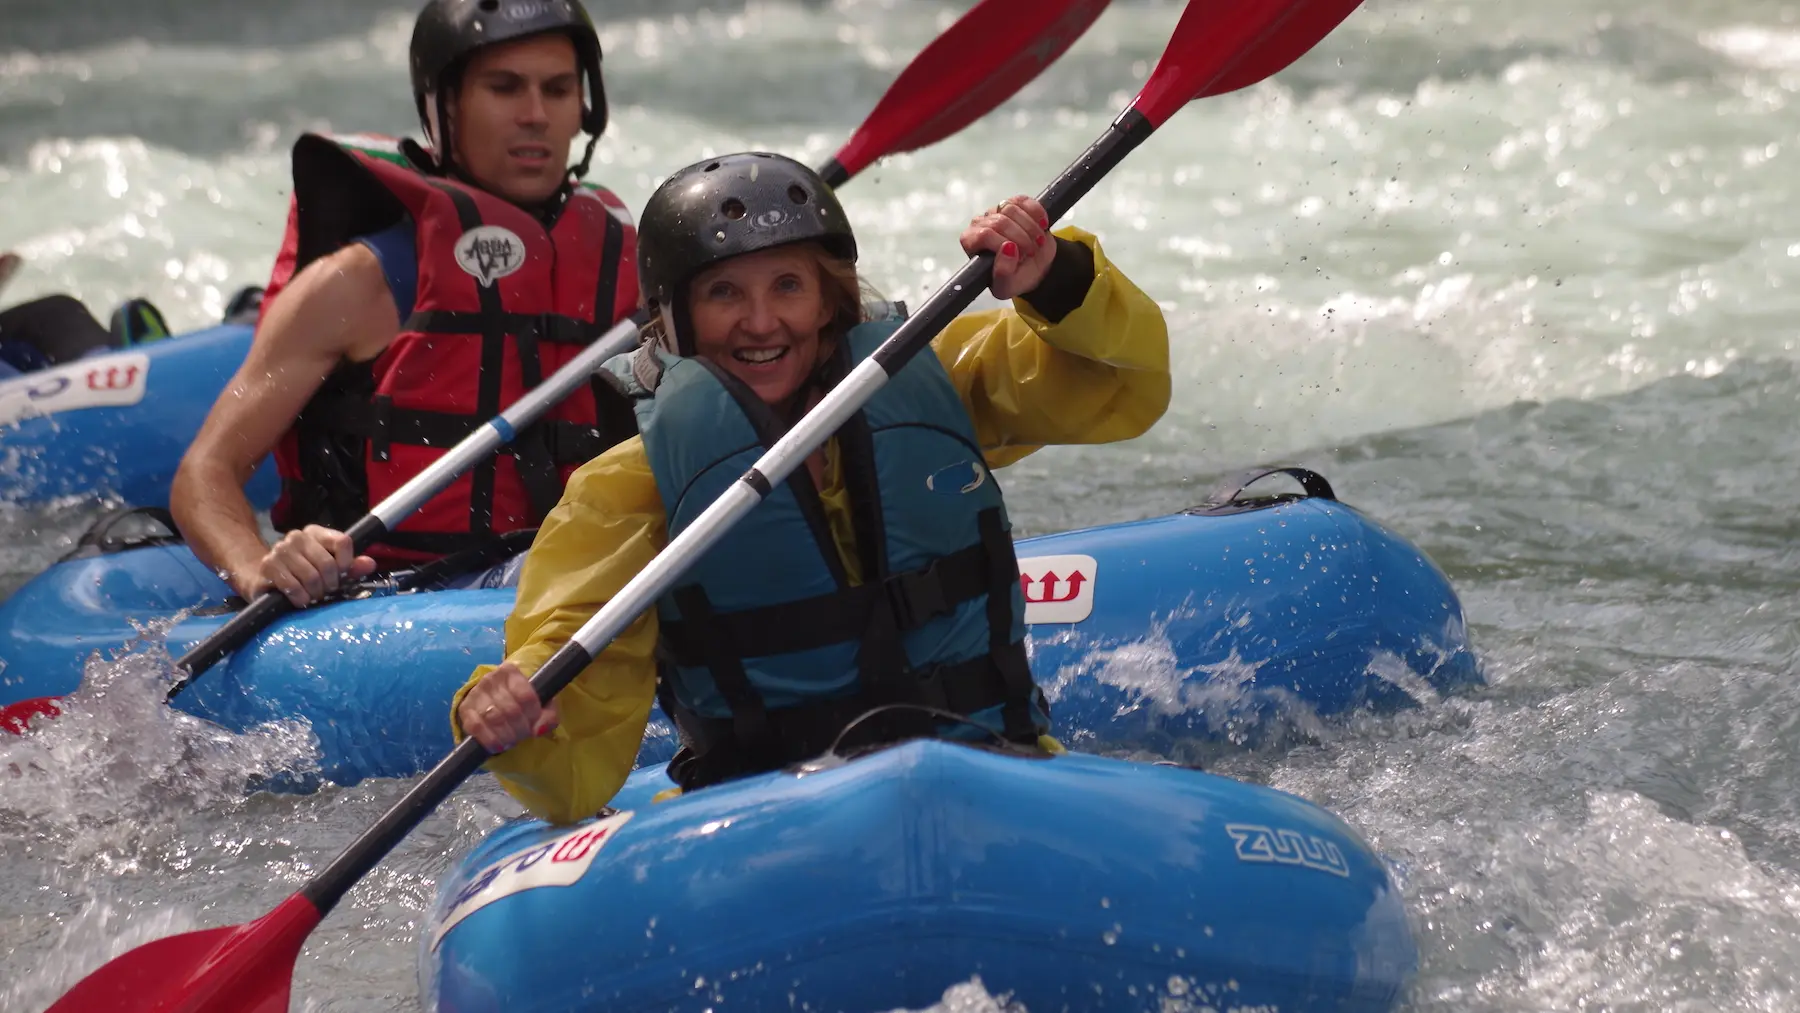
[1039,216,1050,228]
[1036,234,1046,246]
[1001,241,1018,258]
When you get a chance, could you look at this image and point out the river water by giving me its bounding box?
[4,0,1800,1009]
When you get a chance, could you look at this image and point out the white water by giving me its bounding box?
[7,0,1800,1009]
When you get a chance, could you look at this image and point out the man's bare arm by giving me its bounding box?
[172,243,399,602]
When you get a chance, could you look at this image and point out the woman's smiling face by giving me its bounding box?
[685,244,835,407]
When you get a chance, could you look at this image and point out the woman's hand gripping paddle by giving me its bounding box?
[0,0,1112,738]
[41,0,1363,1009]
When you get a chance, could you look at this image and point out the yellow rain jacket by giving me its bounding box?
[453,227,1169,824]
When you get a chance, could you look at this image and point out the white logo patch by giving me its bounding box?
[1017,553,1097,625]
[454,225,526,287]
[430,809,634,951]
[747,208,792,231]
[0,351,151,427]
[1226,823,1350,877]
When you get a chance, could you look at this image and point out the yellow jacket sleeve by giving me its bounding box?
[453,226,1169,825]
[449,437,668,825]
[931,226,1170,470]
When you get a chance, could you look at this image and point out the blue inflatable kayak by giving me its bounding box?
[0,322,276,508]
[0,469,1479,784]
[422,738,1416,1012]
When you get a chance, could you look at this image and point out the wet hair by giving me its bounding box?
[796,241,874,346]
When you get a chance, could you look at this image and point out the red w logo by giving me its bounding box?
[1020,570,1087,604]
[85,365,139,391]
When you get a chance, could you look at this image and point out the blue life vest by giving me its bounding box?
[636,319,1040,788]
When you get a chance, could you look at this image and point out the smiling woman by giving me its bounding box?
[683,245,841,407]
[453,150,1172,824]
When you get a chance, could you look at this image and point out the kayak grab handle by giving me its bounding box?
[1183,466,1337,516]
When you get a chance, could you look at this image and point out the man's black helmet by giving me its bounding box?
[409,0,607,151]
[637,152,857,354]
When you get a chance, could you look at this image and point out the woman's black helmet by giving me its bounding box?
[636,152,857,354]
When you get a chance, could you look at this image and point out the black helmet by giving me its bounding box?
[409,0,607,161]
[637,152,858,354]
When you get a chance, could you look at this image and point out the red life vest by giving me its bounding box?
[268,132,639,567]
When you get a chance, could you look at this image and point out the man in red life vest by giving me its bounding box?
[172,0,638,607]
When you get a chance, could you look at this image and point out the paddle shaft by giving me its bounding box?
[303,0,1374,900]
[298,100,1173,926]
[282,64,1150,928]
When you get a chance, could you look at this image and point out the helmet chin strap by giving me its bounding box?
[400,90,457,177]
[660,301,698,357]
[536,132,599,230]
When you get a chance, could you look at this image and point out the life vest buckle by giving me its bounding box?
[882,559,953,631]
[529,312,594,346]
[909,664,953,711]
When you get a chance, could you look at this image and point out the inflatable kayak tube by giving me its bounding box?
[420,738,1417,1013]
[0,469,1480,784]
[0,322,276,508]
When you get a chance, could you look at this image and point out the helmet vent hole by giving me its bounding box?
[704,162,721,172]
[722,198,747,220]
[787,185,809,205]
[478,0,499,10]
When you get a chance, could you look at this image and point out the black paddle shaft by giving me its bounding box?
[291,109,1162,920]
[165,513,390,700]
[300,639,594,915]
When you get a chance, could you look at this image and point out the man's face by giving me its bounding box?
[449,33,582,205]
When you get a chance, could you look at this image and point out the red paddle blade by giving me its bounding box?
[1,695,62,734]
[1133,0,1364,127]
[1202,0,1363,96]
[46,893,318,1013]
[831,0,1110,177]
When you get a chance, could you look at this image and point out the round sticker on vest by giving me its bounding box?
[926,460,987,496]
[455,225,526,287]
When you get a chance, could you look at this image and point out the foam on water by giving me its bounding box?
[0,628,322,1009]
